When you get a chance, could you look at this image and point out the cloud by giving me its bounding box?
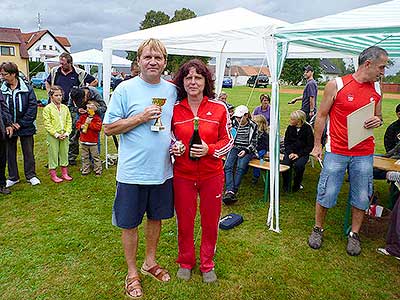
[0,0,389,53]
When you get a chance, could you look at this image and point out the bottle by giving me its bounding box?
[189,117,202,161]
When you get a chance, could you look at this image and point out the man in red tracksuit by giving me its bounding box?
[76,101,102,176]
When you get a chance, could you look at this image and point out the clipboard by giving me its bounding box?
[347,101,374,149]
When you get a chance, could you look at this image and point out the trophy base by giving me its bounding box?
[151,125,165,132]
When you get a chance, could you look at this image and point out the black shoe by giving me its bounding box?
[0,186,11,195]
[223,192,237,205]
[69,160,77,166]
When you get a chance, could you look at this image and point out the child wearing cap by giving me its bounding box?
[76,101,103,176]
[223,105,258,205]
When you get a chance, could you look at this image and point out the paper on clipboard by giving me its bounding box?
[347,101,374,149]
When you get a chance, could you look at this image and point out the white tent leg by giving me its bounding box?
[102,47,113,169]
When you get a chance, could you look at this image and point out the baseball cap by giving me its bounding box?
[304,65,314,72]
[233,105,249,117]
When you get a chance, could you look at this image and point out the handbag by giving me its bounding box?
[360,191,391,239]
[219,213,243,230]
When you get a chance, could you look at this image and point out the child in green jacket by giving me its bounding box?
[43,86,72,183]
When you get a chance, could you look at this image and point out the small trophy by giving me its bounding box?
[151,97,166,132]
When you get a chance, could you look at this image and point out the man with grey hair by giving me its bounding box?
[104,38,176,298]
[308,46,388,256]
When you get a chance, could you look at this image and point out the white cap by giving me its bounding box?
[233,105,249,117]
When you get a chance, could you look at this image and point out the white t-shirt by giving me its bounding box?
[104,76,177,184]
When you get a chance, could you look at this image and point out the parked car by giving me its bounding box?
[246,74,269,88]
[31,72,47,89]
[222,76,233,88]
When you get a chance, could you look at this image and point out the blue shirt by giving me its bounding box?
[104,76,177,185]
[47,68,95,104]
[301,79,318,113]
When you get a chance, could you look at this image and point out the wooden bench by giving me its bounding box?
[248,158,290,202]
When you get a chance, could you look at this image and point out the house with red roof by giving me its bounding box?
[0,27,29,77]
[21,30,71,62]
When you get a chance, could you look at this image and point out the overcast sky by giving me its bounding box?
[1,0,397,73]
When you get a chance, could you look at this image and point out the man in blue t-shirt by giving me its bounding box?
[288,65,318,122]
[104,39,176,299]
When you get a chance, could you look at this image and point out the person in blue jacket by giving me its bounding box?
[0,62,40,187]
[0,91,13,194]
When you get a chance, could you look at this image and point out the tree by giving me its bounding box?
[170,8,196,22]
[280,59,322,85]
[127,8,209,74]
[140,10,170,30]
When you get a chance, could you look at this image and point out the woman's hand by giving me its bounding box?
[5,126,13,138]
[170,141,185,157]
[238,150,246,158]
[289,153,299,160]
[190,140,209,158]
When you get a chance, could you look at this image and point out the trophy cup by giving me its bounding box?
[151,97,167,132]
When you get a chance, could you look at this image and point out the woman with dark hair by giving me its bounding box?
[252,93,271,125]
[170,59,233,283]
[0,62,40,187]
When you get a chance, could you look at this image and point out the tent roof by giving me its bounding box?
[46,49,132,67]
[276,0,400,57]
[103,7,346,59]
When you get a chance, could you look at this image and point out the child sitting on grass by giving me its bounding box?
[251,114,269,184]
[76,101,103,176]
[42,86,72,183]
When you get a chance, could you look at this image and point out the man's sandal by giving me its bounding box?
[125,275,143,299]
[140,264,170,282]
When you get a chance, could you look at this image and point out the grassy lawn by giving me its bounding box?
[0,86,399,300]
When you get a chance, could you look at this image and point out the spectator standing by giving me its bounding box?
[68,86,107,165]
[45,52,98,105]
[103,39,176,299]
[289,65,318,122]
[42,86,72,183]
[76,101,102,176]
[308,46,388,256]
[0,62,40,187]
[282,110,314,192]
[0,92,13,194]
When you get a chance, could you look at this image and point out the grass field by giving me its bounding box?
[0,86,399,300]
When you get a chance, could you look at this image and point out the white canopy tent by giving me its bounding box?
[45,49,132,84]
[102,7,350,232]
[102,8,347,101]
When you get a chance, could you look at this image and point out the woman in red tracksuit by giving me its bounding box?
[171,59,233,283]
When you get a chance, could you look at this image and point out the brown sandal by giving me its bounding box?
[140,264,170,282]
[125,275,143,299]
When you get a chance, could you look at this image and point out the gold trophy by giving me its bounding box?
[151,97,166,132]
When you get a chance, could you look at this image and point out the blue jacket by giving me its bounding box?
[0,79,37,136]
[0,92,12,140]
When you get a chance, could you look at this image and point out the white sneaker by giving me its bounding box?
[29,177,41,186]
[6,179,20,188]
